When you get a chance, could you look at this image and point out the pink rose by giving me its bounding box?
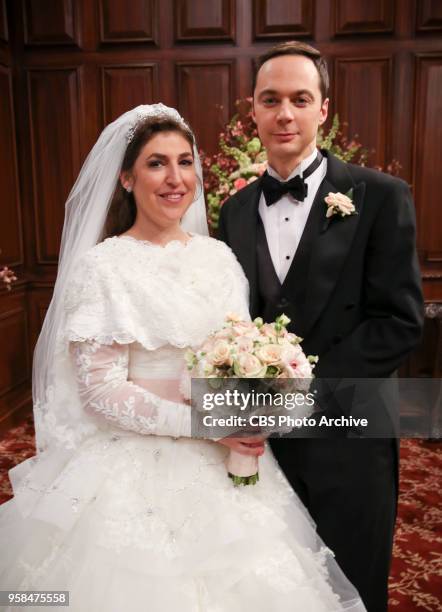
[233,353,267,377]
[235,336,254,353]
[213,327,233,341]
[234,178,247,190]
[231,321,255,337]
[256,343,284,365]
[208,340,233,366]
[261,323,277,339]
[282,346,313,379]
[281,343,303,365]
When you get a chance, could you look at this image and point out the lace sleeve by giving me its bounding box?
[70,340,191,438]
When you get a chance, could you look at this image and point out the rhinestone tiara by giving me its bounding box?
[126,103,191,144]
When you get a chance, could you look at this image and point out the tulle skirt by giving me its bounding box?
[0,429,366,611]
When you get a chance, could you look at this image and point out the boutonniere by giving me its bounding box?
[325,188,356,218]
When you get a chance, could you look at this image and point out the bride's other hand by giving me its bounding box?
[216,436,266,456]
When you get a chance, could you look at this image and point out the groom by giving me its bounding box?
[217,41,424,611]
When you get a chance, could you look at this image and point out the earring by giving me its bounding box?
[125,185,132,193]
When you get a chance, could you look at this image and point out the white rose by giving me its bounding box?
[256,343,284,365]
[235,336,254,353]
[214,328,233,341]
[209,340,233,366]
[260,323,277,339]
[231,322,255,337]
[233,353,267,378]
[325,192,355,217]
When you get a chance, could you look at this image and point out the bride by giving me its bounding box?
[0,104,366,611]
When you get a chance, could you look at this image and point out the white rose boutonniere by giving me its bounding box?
[325,188,356,218]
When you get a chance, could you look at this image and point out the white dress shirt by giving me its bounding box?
[258,148,327,283]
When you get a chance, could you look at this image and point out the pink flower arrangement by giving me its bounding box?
[0,266,17,290]
[0,247,17,291]
[186,313,317,381]
[233,177,247,191]
[184,313,318,485]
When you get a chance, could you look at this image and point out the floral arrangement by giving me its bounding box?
[184,313,317,486]
[0,249,17,290]
[185,312,317,380]
[202,98,401,229]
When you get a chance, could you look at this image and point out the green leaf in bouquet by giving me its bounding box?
[184,349,197,369]
[266,365,279,377]
[246,137,262,155]
[275,314,291,327]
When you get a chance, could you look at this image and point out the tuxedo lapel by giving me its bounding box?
[301,151,365,336]
[227,179,261,316]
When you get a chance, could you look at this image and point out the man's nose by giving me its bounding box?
[276,100,295,122]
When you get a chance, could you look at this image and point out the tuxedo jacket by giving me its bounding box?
[217,150,424,388]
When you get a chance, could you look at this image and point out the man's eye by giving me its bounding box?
[148,160,162,168]
[180,159,193,166]
[263,98,277,105]
[296,98,308,105]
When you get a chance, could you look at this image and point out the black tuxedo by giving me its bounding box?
[217,150,424,611]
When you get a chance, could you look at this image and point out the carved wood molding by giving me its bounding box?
[27,66,82,265]
[416,0,442,33]
[412,54,442,273]
[0,64,23,267]
[175,0,235,42]
[0,0,8,43]
[100,63,159,126]
[98,0,157,44]
[333,0,394,36]
[23,0,80,46]
[253,0,313,39]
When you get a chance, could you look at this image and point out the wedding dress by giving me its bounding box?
[0,234,366,611]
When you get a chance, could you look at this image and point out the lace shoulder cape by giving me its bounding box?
[62,235,250,350]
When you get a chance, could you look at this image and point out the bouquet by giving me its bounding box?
[184,313,318,486]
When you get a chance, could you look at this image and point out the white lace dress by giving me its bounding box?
[0,235,366,611]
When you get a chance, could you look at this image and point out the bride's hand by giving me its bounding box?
[216,435,266,456]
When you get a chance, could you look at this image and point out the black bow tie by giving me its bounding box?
[261,150,323,206]
[261,173,307,206]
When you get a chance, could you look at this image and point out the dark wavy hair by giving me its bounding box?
[104,116,195,239]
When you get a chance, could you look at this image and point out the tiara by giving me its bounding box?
[126,103,191,144]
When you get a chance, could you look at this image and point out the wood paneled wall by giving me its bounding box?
[1,0,441,426]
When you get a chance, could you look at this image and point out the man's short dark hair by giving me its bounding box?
[253,41,329,101]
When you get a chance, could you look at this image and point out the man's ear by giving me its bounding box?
[319,97,329,125]
[251,98,256,123]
